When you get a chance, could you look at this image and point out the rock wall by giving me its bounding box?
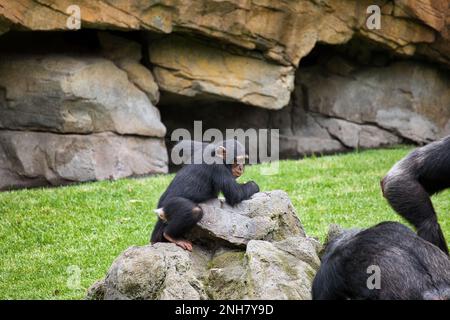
[148,35,295,110]
[0,33,168,190]
[278,52,450,155]
[0,131,167,190]
[160,43,450,158]
[0,1,449,189]
[1,0,449,67]
[0,54,165,136]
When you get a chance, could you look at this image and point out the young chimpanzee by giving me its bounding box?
[381,135,450,254]
[312,222,450,300]
[150,139,259,251]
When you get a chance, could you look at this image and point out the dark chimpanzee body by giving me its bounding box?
[150,139,259,251]
[312,221,450,300]
[381,135,450,254]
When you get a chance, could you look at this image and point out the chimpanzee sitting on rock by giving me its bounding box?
[312,221,450,300]
[150,139,259,251]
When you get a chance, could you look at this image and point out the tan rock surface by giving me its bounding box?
[148,35,295,109]
[0,0,448,67]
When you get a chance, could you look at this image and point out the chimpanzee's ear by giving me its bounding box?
[215,146,226,158]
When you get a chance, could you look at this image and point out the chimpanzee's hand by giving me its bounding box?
[246,181,260,195]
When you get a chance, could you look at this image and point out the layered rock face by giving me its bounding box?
[87,191,321,300]
[275,56,450,155]
[0,54,165,136]
[148,35,295,109]
[1,0,449,67]
[0,1,449,188]
[306,65,449,142]
[161,49,450,158]
[0,35,168,190]
[0,131,167,190]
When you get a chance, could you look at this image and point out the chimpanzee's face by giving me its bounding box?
[232,161,244,178]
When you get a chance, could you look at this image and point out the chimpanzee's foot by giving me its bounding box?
[163,232,193,251]
[174,239,193,251]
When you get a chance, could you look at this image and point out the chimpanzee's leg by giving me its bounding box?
[160,197,203,251]
[312,261,348,300]
[150,219,166,244]
[382,175,449,254]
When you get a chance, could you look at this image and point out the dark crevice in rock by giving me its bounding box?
[0,128,163,139]
[0,87,6,105]
[0,30,101,54]
[156,33,450,168]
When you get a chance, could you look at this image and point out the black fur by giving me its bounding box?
[381,135,450,254]
[150,140,259,243]
[312,222,450,300]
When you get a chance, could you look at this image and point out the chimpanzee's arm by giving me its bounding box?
[215,168,259,206]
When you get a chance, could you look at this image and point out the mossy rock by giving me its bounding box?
[206,250,248,300]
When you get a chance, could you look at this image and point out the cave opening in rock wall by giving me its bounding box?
[158,35,450,171]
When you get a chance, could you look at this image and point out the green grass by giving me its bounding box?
[0,146,448,300]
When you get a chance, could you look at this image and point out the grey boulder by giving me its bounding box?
[0,54,165,137]
[87,191,320,300]
[0,131,168,190]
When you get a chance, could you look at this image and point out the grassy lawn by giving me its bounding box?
[0,146,449,300]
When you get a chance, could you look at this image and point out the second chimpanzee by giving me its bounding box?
[381,135,450,254]
[312,221,450,300]
[150,139,259,251]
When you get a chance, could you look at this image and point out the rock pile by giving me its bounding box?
[87,191,321,300]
